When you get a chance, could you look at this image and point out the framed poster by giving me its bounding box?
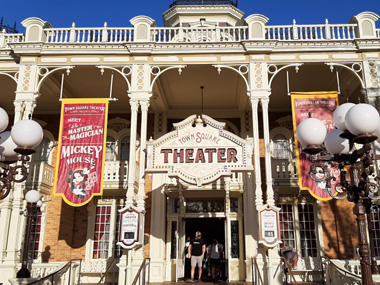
[258,205,281,248]
[118,207,144,249]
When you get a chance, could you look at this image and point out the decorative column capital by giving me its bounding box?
[139,99,150,111]
[130,99,140,112]
[260,97,270,109]
[250,97,260,109]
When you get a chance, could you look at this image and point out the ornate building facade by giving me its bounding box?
[0,0,379,284]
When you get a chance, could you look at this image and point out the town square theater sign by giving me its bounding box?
[146,115,253,186]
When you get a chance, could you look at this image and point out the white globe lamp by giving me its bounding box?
[333,103,355,131]
[345,104,379,143]
[325,129,351,155]
[11,120,43,154]
[25,190,40,203]
[296,118,327,154]
[0,131,19,158]
[0,107,9,133]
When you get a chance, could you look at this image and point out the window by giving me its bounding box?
[278,203,318,257]
[120,136,130,161]
[186,199,224,213]
[278,204,296,249]
[28,208,42,260]
[33,137,51,162]
[93,205,112,259]
[369,204,380,257]
[114,206,123,258]
[230,221,239,258]
[273,134,290,159]
[105,136,117,161]
[230,198,238,212]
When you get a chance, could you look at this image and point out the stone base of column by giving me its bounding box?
[149,260,165,282]
[0,264,17,284]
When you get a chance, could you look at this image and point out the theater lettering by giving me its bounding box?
[146,115,253,186]
[160,148,238,164]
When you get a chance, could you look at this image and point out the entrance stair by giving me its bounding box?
[150,281,322,285]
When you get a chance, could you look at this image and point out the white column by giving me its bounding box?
[0,195,12,262]
[250,97,263,208]
[126,99,139,207]
[4,187,25,264]
[149,174,167,282]
[137,99,150,211]
[261,96,275,206]
[243,173,258,281]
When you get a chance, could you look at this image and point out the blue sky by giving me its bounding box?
[2,0,380,31]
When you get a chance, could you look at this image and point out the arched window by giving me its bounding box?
[273,134,290,159]
[105,136,116,161]
[120,136,130,161]
[33,137,51,163]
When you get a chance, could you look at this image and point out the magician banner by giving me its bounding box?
[53,99,108,206]
[291,92,339,200]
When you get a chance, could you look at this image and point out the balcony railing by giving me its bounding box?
[272,158,298,186]
[26,161,55,190]
[1,33,24,48]
[103,160,129,188]
[265,23,357,41]
[152,26,248,42]
[45,27,134,43]
[1,20,380,48]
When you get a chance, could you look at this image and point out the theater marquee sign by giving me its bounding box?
[146,115,253,186]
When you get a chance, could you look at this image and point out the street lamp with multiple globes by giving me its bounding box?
[0,108,43,200]
[296,103,380,285]
[0,107,44,278]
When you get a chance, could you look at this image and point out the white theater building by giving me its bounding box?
[0,0,379,284]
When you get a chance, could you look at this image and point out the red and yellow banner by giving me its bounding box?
[53,99,109,207]
[291,92,339,200]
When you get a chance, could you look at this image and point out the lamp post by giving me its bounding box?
[296,103,380,285]
[16,189,40,278]
[0,107,43,279]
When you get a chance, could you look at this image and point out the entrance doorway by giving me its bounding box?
[186,218,225,247]
[185,218,226,280]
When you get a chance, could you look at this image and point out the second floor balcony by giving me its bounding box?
[0,12,378,50]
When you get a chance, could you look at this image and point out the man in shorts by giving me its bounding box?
[187,231,206,282]
[280,245,298,269]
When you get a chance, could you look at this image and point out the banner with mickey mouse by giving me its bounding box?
[53,98,109,207]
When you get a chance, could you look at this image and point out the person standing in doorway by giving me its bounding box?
[187,231,206,282]
[184,236,191,279]
[207,239,224,282]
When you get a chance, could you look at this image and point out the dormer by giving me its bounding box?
[162,0,245,27]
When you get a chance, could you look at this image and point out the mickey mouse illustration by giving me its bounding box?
[66,167,91,199]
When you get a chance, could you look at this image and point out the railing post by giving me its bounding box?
[325,19,332,40]
[69,22,76,42]
[21,17,52,42]
[349,12,380,39]
[292,19,299,40]
[102,22,109,43]
[0,29,6,48]
[179,26,184,42]
[245,14,269,40]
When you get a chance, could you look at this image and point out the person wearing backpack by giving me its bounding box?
[207,239,224,282]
